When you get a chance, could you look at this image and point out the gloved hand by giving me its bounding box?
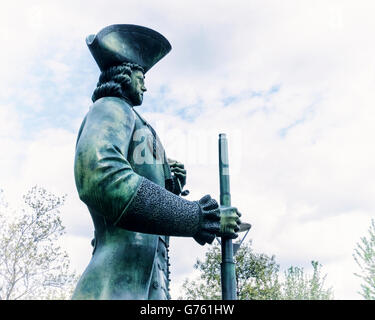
[193,195,242,245]
[168,158,186,189]
[218,206,242,239]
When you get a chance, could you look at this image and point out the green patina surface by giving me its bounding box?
[73,97,169,299]
[72,24,243,301]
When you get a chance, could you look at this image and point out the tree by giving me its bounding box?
[281,261,333,300]
[180,241,333,300]
[180,241,281,300]
[353,219,375,300]
[0,186,78,300]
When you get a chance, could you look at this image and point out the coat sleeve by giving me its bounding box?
[74,98,143,224]
[74,98,221,245]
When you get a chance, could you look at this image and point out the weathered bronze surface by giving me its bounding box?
[72,24,242,300]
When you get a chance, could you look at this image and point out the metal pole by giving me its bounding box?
[219,133,237,300]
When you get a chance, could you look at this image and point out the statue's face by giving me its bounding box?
[127,70,147,106]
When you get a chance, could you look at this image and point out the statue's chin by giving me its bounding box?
[128,94,143,106]
[132,100,142,107]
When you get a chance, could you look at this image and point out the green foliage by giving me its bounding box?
[181,244,222,300]
[235,243,281,300]
[0,187,78,300]
[180,241,333,300]
[281,261,333,300]
[180,241,281,300]
[353,219,375,300]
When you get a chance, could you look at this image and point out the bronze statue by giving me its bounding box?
[72,24,241,300]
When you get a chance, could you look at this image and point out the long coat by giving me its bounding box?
[72,96,171,299]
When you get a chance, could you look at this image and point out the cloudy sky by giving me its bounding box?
[1,0,374,299]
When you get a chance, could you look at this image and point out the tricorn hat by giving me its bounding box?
[86,24,172,73]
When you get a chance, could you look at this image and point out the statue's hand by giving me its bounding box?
[193,196,242,245]
[193,195,221,245]
[218,206,242,239]
[168,158,186,189]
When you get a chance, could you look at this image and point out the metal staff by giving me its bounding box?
[219,133,237,300]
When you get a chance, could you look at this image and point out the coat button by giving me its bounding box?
[152,281,159,289]
[124,275,132,284]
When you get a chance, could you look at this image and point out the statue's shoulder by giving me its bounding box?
[90,97,135,123]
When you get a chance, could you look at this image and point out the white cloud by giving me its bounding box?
[61,234,94,275]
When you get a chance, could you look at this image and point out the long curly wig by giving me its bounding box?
[91,62,144,102]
